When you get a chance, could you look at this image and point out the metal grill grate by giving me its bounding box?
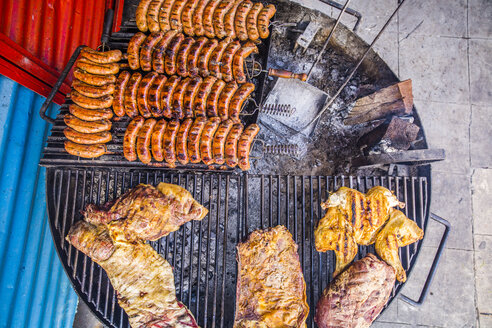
[47,168,429,328]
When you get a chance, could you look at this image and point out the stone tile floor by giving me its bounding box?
[74,0,491,327]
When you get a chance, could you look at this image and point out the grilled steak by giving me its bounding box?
[234,225,309,328]
[315,253,396,328]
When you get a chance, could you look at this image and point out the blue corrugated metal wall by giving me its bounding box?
[0,75,78,328]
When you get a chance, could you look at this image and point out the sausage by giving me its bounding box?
[176,118,193,165]
[151,119,167,161]
[209,38,230,79]
[158,0,176,32]
[136,0,153,32]
[124,72,142,117]
[212,119,233,164]
[76,58,119,75]
[187,117,208,163]
[224,0,243,38]
[164,33,185,75]
[162,119,180,166]
[81,47,122,64]
[235,0,253,41]
[71,90,113,110]
[113,71,130,117]
[127,32,147,70]
[200,117,221,165]
[148,75,167,117]
[160,75,181,118]
[192,0,210,36]
[147,0,166,32]
[64,127,112,145]
[69,104,114,122]
[258,4,276,39]
[220,40,241,82]
[169,0,187,31]
[152,30,178,73]
[124,116,145,161]
[73,68,116,86]
[229,82,255,121]
[246,2,263,41]
[72,79,115,98]
[224,123,244,167]
[232,41,258,83]
[140,31,165,71]
[213,0,235,39]
[137,72,158,118]
[183,77,202,117]
[203,0,221,38]
[217,81,238,120]
[206,79,226,117]
[172,77,191,119]
[194,76,216,117]
[64,141,107,158]
[197,38,218,76]
[176,37,195,77]
[182,0,200,36]
[237,123,259,170]
[187,37,208,77]
[137,118,157,164]
[64,114,111,134]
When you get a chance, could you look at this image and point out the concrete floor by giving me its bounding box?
[73,0,492,327]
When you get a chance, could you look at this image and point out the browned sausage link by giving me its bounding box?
[238,123,260,170]
[182,0,200,36]
[124,116,145,161]
[165,33,185,75]
[217,81,238,120]
[81,47,122,64]
[176,37,195,77]
[76,58,120,75]
[234,0,253,41]
[72,80,115,98]
[124,72,142,117]
[147,0,166,32]
[137,118,157,164]
[197,39,218,76]
[187,117,208,163]
[65,141,107,158]
[151,119,167,161]
[64,114,111,134]
[232,41,258,83]
[212,119,233,164]
[160,75,181,118]
[187,37,208,77]
[200,117,221,165]
[64,128,112,145]
[137,72,158,118]
[206,79,226,117]
[136,0,153,31]
[225,122,244,167]
[71,90,113,109]
[229,82,255,121]
[246,2,263,41]
[127,32,147,70]
[194,76,217,117]
[152,30,178,73]
[213,0,235,39]
[183,77,202,117]
[220,40,241,82]
[258,4,276,39]
[172,77,191,119]
[163,119,180,166]
[203,0,221,38]
[176,118,193,164]
[73,68,116,86]
[170,0,187,31]
[224,0,243,38]
[208,38,230,79]
[193,0,210,36]
[140,32,165,71]
[148,75,167,117]
[158,0,175,32]
[69,104,114,122]
[113,71,130,117]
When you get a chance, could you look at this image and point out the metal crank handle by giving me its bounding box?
[268,68,308,82]
[400,213,451,306]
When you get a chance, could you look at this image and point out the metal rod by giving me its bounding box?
[318,0,362,31]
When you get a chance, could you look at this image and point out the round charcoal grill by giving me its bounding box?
[40,1,450,327]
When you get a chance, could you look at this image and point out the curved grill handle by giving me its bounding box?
[39,45,86,124]
[400,213,451,306]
